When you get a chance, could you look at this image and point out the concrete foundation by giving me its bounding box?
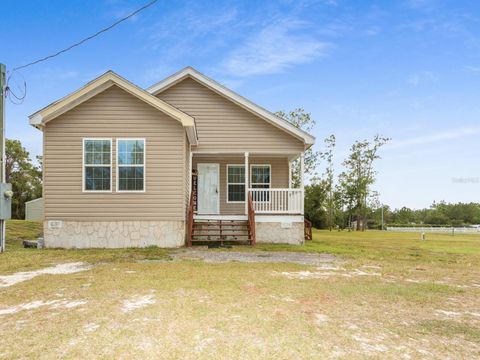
[44,220,185,249]
[255,221,304,245]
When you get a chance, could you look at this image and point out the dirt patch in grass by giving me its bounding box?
[0,262,91,287]
[121,294,156,313]
[170,249,338,266]
[0,299,87,316]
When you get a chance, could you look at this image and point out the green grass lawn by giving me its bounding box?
[5,220,43,243]
[259,228,480,260]
[1,221,479,359]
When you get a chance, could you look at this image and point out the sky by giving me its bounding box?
[2,0,480,209]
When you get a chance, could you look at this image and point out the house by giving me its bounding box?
[28,67,315,248]
[25,198,44,221]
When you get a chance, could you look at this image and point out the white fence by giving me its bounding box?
[249,188,304,214]
[387,227,480,234]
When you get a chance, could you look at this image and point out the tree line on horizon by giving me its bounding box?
[281,109,480,230]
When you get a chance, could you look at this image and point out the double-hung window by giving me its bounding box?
[83,138,112,192]
[117,139,145,192]
[251,165,271,202]
[227,165,245,202]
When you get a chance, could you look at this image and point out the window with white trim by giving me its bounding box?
[83,139,112,191]
[117,139,145,192]
[227,165,245,202]
[251,165,271,202]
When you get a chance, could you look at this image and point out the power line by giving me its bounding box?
[5,71,27,104]
[12,0,160,72]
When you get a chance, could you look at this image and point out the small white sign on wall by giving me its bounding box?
[48,220,63,229]
[281,222,292,229]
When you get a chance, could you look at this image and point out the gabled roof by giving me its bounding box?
[147,67,315,147]
[29,71,198,145]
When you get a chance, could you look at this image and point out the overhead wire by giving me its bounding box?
[5,70,26,104]
[5,0,160,104]
[11,0,159,72]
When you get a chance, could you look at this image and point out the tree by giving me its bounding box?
[6,139,42,219]
[319,135,336,230]
[304,181,328,229]
[338,134,389,231]
[275,109,319,186]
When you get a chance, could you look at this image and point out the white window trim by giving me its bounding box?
[82,138,113,193]
[226,164,246,203]
[250,164,272,203]
[116,138,146,193]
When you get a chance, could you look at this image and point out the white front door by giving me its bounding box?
[197,163,219,214]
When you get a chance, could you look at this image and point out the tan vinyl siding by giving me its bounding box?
[193,156,289,215]
[43,85,186,221]
[157,77,305,153]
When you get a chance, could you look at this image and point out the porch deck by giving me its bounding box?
[188,151,307,246]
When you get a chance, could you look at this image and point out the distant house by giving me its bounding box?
[25,198,44,221]
[28,67,315,248]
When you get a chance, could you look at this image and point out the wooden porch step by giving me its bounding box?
[193,233,249,237]
[187,206,255,246]
[193,221,248,225]
[193,223,248,226]
[193,226,248,231]
[193,230,248,236]
[191,239,252,243]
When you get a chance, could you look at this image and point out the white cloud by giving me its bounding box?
[407,71,437,86]
[147,6,239,49]
[222,19,330,77]
[463,65,480,75]
[363,26,381,37]
[387,126,480,149]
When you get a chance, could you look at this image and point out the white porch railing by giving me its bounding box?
[248,188,304,214]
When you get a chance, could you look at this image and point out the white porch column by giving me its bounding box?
[288,160,292,189]
[244,152,249,215]
[300,152,305,215]
[300,152,305,190]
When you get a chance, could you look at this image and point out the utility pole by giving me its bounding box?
[0,63,13,253]
[0,63,6,252]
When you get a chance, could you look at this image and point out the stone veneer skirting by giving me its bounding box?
[44,221,185,249]
[255,222,304,245]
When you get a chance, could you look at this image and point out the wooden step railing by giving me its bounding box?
[247,193,256,246]
[187,194,195,247]
[304,218,312,240]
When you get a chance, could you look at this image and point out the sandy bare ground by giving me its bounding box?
[168,248,338,265]
[0,262,92,288]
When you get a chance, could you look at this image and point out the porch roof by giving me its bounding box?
[191,150,303,161]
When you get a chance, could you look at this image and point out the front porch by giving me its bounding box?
[190,151,305,216]
[187,151,307,246]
